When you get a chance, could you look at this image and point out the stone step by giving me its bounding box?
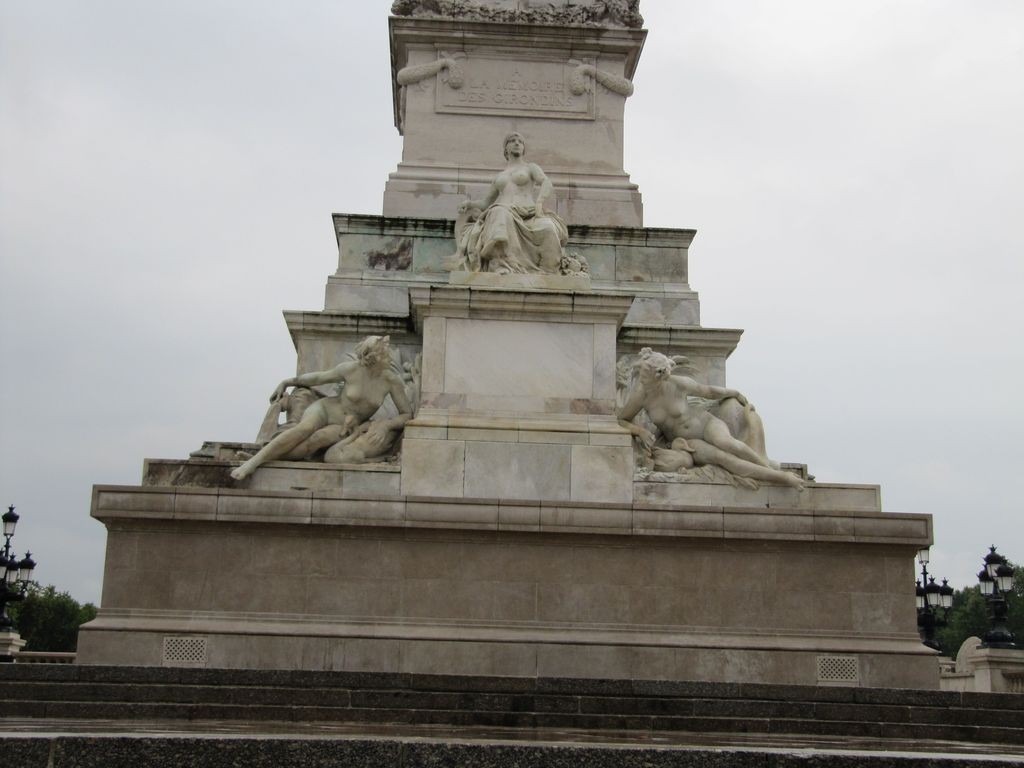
[1,666,1022,747]
[4,697,1022,747]
[2,682,1023,735]
[12,706,1024,747]
[6,664,1023,707]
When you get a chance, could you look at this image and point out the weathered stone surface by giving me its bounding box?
[391,0,644,29]
[400,438,466,496]
[633,481,883,512]
[569,444,633,503]
[464,441,572,500]
[325,281,409,314]
[385,17,646,226]
[82,487,936,688]
[445,319,594,398]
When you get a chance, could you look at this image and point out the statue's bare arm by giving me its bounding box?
[270,362,357,402]
[617,387,655,446]
[462,180,500,212]
[673,375,747,406]
[530,163,553,212]
[388,372,414,419]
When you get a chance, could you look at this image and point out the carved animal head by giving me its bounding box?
[637,348,675,382]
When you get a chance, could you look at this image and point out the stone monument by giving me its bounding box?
[78,0,938,689]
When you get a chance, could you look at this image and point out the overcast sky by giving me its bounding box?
[1,1,1022,606]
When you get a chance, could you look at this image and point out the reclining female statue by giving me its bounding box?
[450,132,569,274]
[617,348,804,489]
[230,335,412,480]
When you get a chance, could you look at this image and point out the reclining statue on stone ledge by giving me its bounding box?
[230,336,415,480]
[448,132,573,275]
[617,348,804,489]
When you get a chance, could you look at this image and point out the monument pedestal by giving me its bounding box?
[78,208,940,688]
[401,285,634,503]
[79,5,941,691]
[80,478,936,689]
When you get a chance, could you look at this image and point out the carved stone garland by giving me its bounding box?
[397,54,633,99]
[396,52,465,89]
[391,0,643,29]
[568,60,634,97]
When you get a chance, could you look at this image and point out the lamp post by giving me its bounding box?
[0,505,37,662]
[915,547,953,651]
[977,546,1018,650]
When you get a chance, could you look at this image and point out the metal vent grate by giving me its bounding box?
[162,636,208,668]
[816,654,859,686]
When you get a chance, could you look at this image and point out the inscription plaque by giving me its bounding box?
[436,55,594,120]
[444,319,594,399]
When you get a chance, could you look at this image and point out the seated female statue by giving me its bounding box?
[230,335,412,480]
[451,132,568,274]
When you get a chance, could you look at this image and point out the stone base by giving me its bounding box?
[0,630,25,661]
[77,622,937,690]
[635,476,882,512]
[383,173,645,229]
[145,457,401,495]
[80,479,936,689]
[144,457,880,512]
[400,424,633,503]
[328,213,705,333]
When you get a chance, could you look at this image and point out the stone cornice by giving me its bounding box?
[333,213,696,251]
[618,326,744,358]
[390,1,644,31]
[389,17,647,71]
[281,310,737,355]
[333,213,453,244]
[409,285,633,331]
[91,484,932,548]
[283,311,417,349]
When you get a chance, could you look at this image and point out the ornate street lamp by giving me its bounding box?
[915,547,953,651]
[977,546,1018,649]
[0,505,37,662]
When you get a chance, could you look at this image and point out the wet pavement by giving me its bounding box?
[2,717,1022,762]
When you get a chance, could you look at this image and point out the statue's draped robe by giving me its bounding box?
[459,204,568,273]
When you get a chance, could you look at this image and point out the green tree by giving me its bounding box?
[8,584,97,652]
[935,564,1023,657]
